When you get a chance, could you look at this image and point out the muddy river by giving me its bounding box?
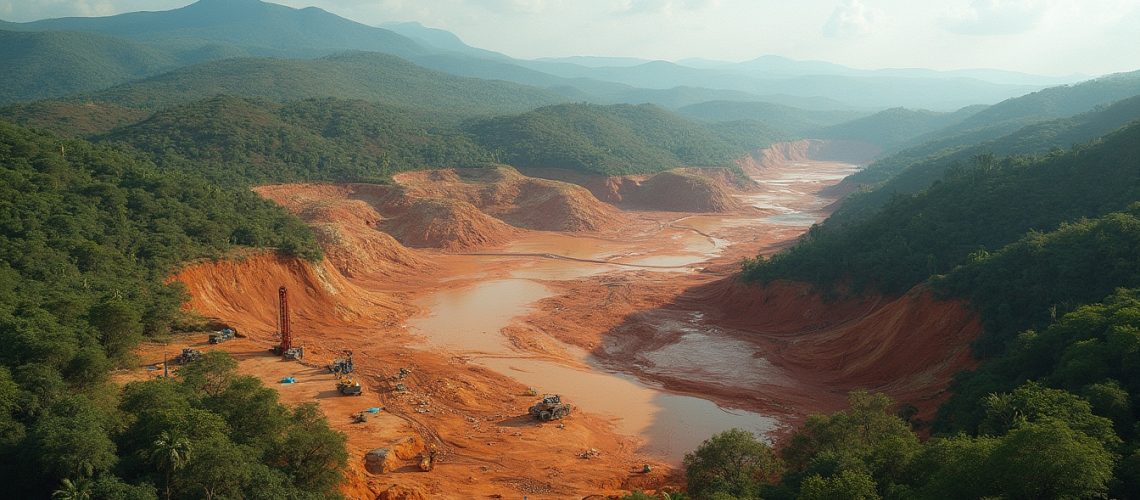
[406,160,859,462]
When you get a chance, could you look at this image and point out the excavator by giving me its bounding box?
[336,376,363,396]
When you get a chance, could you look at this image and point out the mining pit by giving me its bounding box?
[141,140,979,498]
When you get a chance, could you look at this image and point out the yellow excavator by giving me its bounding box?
[336,375,363,396]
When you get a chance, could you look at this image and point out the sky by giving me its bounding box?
[2,0,1139,76]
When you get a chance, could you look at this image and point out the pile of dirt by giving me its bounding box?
[739,139,881,175]
[519,167,645,204]
[255,184,424,278]
[391,166,626,232]
[381,197,517,251]
[627,171,741,212]
[522,167,746,213]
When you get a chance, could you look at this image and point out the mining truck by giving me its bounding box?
[209,328,236,344]
[174,348,203,364]
[528,394,572,421]
[337,376,363,396]
[327,351,354,374]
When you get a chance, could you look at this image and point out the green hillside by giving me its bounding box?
[0,30,178,103]
[5,0,426,59]
[103,95,492,184]
[844,70,1140,188]
[676,100,866,135]
[732,121,1140,499]
[743,120,1140,294]
[813,105,985,150]
[467,102,776,175]
[82,52,566,117]
[0,100,149,137]
[0,120,343,498]
[832,94,1140,222]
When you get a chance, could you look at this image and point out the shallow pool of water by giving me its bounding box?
[408,278,779,462]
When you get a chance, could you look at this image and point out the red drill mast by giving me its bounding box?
[277,286,291,353]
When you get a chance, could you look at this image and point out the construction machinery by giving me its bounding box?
[528,394,572,421]
[270,286,304,360]
[209,328,236,344]
[328,350,354,374]
[174,348,203,365]
[336,376,363,396]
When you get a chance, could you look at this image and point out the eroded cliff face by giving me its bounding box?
[737,139,881,176]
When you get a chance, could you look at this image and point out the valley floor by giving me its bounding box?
[127,143,979,499]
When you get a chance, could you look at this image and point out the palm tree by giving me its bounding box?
[51,477,92,500]
[148,431,192,500]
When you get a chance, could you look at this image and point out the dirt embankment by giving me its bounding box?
[738,139,881,176]
[522,167,747,213]
[171,252,412,338]
[523,274,979,430]
[254,184,425,278]
[695,279,979,417]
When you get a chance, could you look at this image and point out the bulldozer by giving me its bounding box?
[337,376,363,396]
[528,394,572,421]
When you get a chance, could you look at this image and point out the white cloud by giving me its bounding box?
[822,0,878,38]
[475,0,557,15]
[623,0,719,16]
[942,0,1047,35]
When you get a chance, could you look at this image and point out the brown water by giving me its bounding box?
[405,161,858,462]
[408,276,779,461]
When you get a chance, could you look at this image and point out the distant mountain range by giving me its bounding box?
[0,0,1090,111]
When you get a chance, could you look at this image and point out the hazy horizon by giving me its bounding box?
[2,0,1138,77]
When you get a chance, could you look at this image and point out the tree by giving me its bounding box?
[177,350,237,398]
[798,469,880,500]
[87,299,144,361]
[985,418,1114,499]
[147,431,191,500]
[31,409,117,484]
[269,403,347,494]
[907,434,1000,499]
[782,392,920,490]
[980,382,1120,447]
[51,477,92,500]
[179,437,251,500]
[683,428,781,499]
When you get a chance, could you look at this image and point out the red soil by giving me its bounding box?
[156,144,980,498]
[522,166,748,213]
[392,166,626,232]
[737,139,881,176]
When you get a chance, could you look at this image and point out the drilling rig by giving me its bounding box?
[270,286,304,360]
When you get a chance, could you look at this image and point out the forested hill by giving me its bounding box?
[101,97,770,181]
[812,105,984,150]
[0,30,179,104]
[1,0,427,59]
[466,102,779,175]
[79,52,567,117]
[0,120,346,498]
[674,100,865,135]
[830,94,1140,223]
[737,117,1140,499]
[743,119,1140,294]
[103,95,493,184]
[845,70,1140,189]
